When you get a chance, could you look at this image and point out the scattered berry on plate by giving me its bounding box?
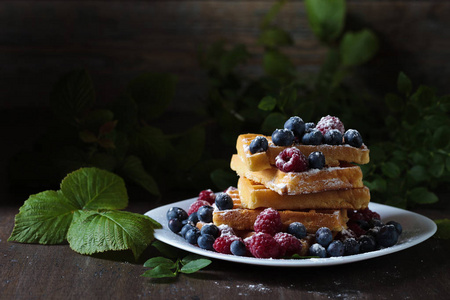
[275,147,309,172]
[185,227,201,245]
[215,192,234,210]
[272,128,295,146]
[230,240,247,256]
[197,205,214,223]
[284,116,305,139]
[198,189,216,205]
[198,234,216,250]
[309,243,327,258]
[376,224,399,247]
[166,207,188,221]
[213,235,241,254]
[327,240,345,257]
[287,222,307,239]
[344,129,363,148]
[274,232,302,257]
[168,218,183,233]
[315,227,333,247]
[180,223,196,238]
[187,211,199,224]
[254,208,283,236]
[343,237,360,256]
[201,224,220,238]
[188,200,211,215]
[249,136,269,154]
[316,115,345,135]
[387,221,403,235]
[301,128,324,145]
[359,235,377,253]
[308,151,325,169]
[246,232,281,259]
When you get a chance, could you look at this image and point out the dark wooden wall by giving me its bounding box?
[1,0,449,114]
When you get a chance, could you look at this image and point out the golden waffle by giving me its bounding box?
[237,133,370,171]
[238,177,370,210]
[212,189,349,233]
[230,154,364,195]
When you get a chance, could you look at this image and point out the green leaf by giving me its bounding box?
[8,190,77,244]
[179,259,211,274]
[408,187,439,204]
[410,85,435,107]
[261,112,286,134]
[50,69,95,123]
[120,155,160,197]
[305,0,345,43]
[261,0,287,28]
[258,96,277,111]
[381,162,401,179]
[258,26,294,48]
[263,50,294,77]
[143,257,177,269]
[409,165,429,183]
[60,168,128,210]
[429,155,445,178]
[434,219,450,239]
[385,93,404,112]
[364,177,387,193]
[126,73,177,121]
[219,44,250,76]
[340,29,379,67]
[432,127,450,149]
[397,72,413,96]
[181,254,205,265]
[141,265,177,278]
[67,210,157,259]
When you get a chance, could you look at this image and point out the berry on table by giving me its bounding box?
[284,116,305,139]
[323,129,343,145]
[188,200,211,215]
[201,224,220,238]
[275,147,309,172]
[301,129,324,145]
[197,205,214,223]
[249,136,269,154]
[327,240,345,257]
[230,240,247,256]
[287,222,307,239]
[166,207,188,221]
[245,232,281,258]
[197,234,216,250]
[215,192,234,210]
[272,129,295,146]
[308,151,325,169]
[254,208,283,235]
[316,115,345,135]
[315,227,333,247]
[309,243,327,258]
[344,129,363,148]
[198,189,216,205]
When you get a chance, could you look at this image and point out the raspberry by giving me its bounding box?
[274,232,302,257]
[198,189,216,205]
[245,233,281,258]
[316,115,345,135]
[275,147,308,173]
[187,200,210,215]
[360,208,381,221]
[213,235,241,254]
[347,221,367,238]
[253,208,282,235]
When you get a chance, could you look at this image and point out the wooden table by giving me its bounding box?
[1,191,449,300]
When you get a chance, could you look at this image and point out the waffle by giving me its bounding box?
[212,189,348,233]
[238,177,370,210]
[230,154,364,195]
[237,133,370,171]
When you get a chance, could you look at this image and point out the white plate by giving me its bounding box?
[145,199,437,267]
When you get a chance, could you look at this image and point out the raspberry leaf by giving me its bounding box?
[8,190,77,244]
[60,167,128,210]
[67,210,157,260]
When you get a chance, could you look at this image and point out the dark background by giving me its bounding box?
[1,0,449,201]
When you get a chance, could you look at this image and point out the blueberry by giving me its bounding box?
[356,219,371,231]
[249,136,269,154]
[386,221,403,235]
[272,129,295,146]
[187,211,199,224]
[315,227,333,247]
[327,240,345,257]
[185,228,201,244]
[301,129,323,145]
[201,224,220,238]
[197,234,215,250]
[287,222,307,239]
[168,218,183,233]
[230,240,247,256]
[166,207,188,221]
[376,224,399,247]
[284,116,305,139]
[359,235,377,253]
[309,243,327,258]
[344,238,360,255]
[180,223,196,238]
[197,205,214,223]
[304,122,316,132]
[366,227,380,238]
[369,218,384,228]
[215,192,234,210]
[308,151,325,169]
[323,129,343,145]
[344,129,363,148]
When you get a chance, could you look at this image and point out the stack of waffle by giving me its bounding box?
[212,133,371,234]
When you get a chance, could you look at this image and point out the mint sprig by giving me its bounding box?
[8,167,161,260]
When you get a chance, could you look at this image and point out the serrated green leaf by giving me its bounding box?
[50,69,95,124]
[143,257,177,269]
[60,168,128,210]
[8,190,77,244]
[127,73,177,121]
[179,259,211,274]
[67,210,157,259]
[120,155,160,197]
[397,72,413,96]
[340,29,379,67]
[305,0,345,43]
[408,187,439,204]
[258,96,277,111]
[381,162,401,179]
[434,219,450,239]
[141,265,177,278]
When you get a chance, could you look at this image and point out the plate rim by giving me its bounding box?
[145,198,437,267]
